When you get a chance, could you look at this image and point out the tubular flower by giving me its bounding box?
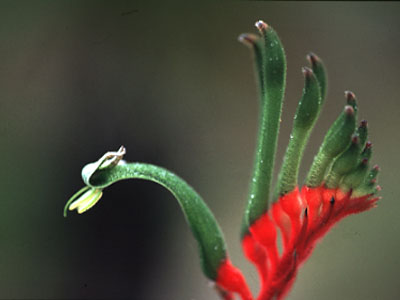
[65,21,380,300]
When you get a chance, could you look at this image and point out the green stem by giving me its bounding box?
[276,128,310,196]
[66,150,227,281]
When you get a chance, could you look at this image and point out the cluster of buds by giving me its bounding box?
[65,20,380,300]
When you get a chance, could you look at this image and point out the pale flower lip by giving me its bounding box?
[64,146,126,217]
[81,146,126,187]
[68,188,103,214]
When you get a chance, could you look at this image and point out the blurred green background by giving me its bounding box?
[0,1,399,299]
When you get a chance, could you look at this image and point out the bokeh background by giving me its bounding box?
[0,1,399,299]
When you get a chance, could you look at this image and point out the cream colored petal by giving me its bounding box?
[77,189,103,214]
[69,188,100,211]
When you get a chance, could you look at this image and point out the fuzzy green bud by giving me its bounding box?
[325,133,361,189]
[306,104,357,187]
[275,67,322,197]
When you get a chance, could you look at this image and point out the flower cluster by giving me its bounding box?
[216,21,381,300]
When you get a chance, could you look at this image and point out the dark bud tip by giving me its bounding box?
[306,52,320,65]
[373,164,380,171]
[255,20,268,32]
[330,196,335,205]
[360,120,368,127]
[302,66,313,77]
[344,105,354,116]
[365,141,372,149]
[351,134,359,144]
[238,33,258,47]
[345,91,356,103]
[362,158,369,165]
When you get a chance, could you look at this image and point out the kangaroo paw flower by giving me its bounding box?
[65,20,381,300]
[238,20,380,300]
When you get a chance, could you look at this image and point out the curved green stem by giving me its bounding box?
[65,147,227,281]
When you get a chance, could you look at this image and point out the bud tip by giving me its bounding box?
[344,105,354,115]
[306,52,320,65]
[360,119,368,127]
[301,66,313,77]
[238,33,258,47]
[344,90,356,102]
[351,134,359,144]
[255,20,268,32]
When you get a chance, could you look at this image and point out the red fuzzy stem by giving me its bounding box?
[249,213,279,275]
[217,184,378,300]
[216,259,253,300]
[279,188,305,249]
[242,234,268,284]
[272,202,291,251]
[239,184,379,300]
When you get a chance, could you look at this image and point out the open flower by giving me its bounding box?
[64,146,126,217]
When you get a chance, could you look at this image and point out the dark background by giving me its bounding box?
[0,1,399,299]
